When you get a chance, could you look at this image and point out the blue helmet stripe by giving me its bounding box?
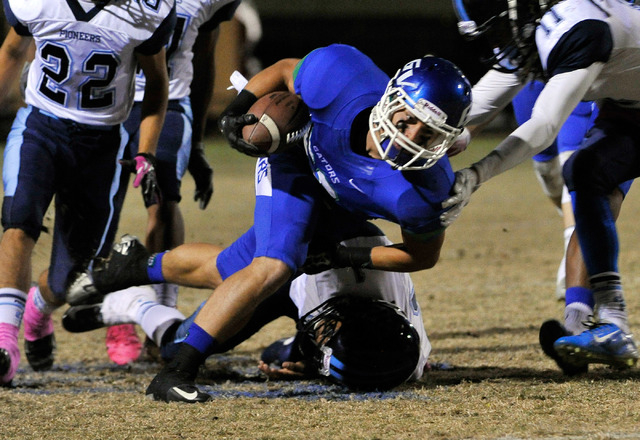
[453,0,470,20]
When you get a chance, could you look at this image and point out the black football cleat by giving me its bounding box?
[67,234,152,306]
[539,319,588,376]
[62,304,105,333]
[146,366,211,403]
[25,333,56,372]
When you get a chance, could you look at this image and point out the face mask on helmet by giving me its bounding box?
[453,0,550,76]
[297,295,421,391]
[369,56,472,171]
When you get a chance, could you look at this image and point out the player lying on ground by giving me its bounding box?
[62,228,431,402]
[62,233,430,395]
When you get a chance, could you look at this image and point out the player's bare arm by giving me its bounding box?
[243,58,300,98]
[136,48,170,156]
[0,29,32,104]
[369,230,445,272]
[190,28,219,145]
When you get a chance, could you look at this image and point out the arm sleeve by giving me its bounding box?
[472,64,604,184]
[467,69,524,125]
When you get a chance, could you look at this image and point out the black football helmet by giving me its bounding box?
[297,295,421,391]
[452,0,553,76]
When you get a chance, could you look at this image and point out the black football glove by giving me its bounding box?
[218,89,266,158]
[218,113,265,157]
[188,142,214,210]
[120,153,162,207]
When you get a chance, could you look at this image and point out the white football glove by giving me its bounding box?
[440,167,479,227]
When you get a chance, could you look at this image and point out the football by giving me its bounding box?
[242,91,310,154]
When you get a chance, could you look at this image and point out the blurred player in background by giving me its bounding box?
[109,0,241,366]
[67,43,472,401]
[446,0,640,371]
[512,81,598,302]
[0,0,176,386]
[62,232,431,397]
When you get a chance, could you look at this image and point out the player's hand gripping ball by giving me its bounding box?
[242,91,311,154]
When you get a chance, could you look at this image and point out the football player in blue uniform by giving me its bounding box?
[0,0,176,386]
[66,43,472,401]
[447,0,640,371]
[108,0,241,365]
[62,231,431,395]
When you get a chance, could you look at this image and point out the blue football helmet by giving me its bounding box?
[369,56,472,171]
[298,295,421,391]
[453,0,551,76]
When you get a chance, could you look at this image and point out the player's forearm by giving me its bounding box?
[244,58,300,97]
[0,29,32,105]
[369,233,445,272]
[190,29,218,144]
[138,97,167,155]
[137,55,169,155]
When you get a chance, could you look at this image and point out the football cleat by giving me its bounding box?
[539,319,588,376]
[146,366,211,403]
[106,324,142,366]
[67,235,152,306]
[24,287,56,371]
[554,323,640,369]
[64,285,158,333]
[0,323,20,386]
[62,304,104,332]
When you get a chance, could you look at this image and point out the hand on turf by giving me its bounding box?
[440,167,479,227]
[218,113,266,158]
[120,153,161,206]
[258,360,309,379]
[188,142,214,210]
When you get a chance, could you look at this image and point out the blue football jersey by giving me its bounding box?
[294,44,455,235]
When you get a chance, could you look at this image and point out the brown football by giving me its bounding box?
[242,91,310,154]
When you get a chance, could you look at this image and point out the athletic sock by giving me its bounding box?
[147,252,167,283]
[0,288,27,327]
[30,287,59,315]
[153,282,178,308]
[183,322,218,355]
[590,272,629,333]
[564,286,594,335]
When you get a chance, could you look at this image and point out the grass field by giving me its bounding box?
[2,133,640,439]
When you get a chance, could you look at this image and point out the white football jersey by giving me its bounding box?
[133,0,239,102]
[536,0,640,105]
[5,0,175,125]
[288,235,431,381]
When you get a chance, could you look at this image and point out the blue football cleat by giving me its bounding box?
[554,323,639,369]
